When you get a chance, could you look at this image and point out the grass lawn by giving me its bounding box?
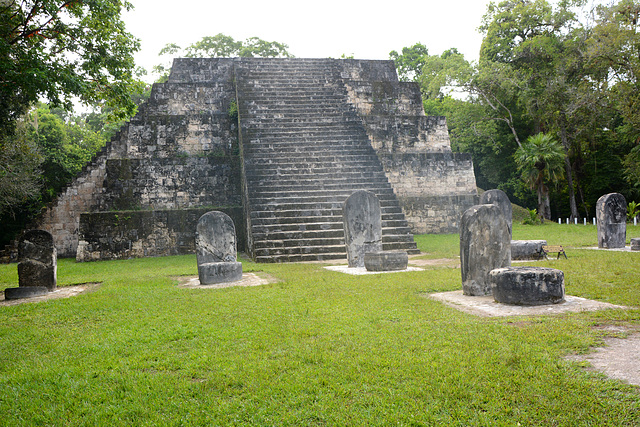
[1,223,639,425]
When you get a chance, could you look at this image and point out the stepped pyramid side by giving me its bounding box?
[35,59,244,260]
[33,58,476,262]
[339,60,478,234]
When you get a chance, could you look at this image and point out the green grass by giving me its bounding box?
[1,225,639,425]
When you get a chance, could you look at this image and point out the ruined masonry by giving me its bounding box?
[34,58,478,262]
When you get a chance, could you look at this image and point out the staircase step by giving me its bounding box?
[249,214,407,227]
[249,205,402,220]
[251,199,400,212]
[246,182,393,195]
[255,253,347,263]
[249,187,396,200]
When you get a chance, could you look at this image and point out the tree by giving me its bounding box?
[0,118,42,217]
[390,43,429,82]
[29,105,107,199]
[0,104,111,247]
[0,0,142,218]
[515,133,565,221]
[477,0,601,220]
[389,44,527,203]
[587,0,640,196]
[0,0,142,137]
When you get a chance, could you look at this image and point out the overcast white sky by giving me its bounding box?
[122,0,494,79]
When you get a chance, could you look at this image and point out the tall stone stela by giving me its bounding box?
[596,193,626,249]
[480,189,512,239]
[343,191,383,268]
[460,204,511,296]
[196,211,242,284]
[18,230,57,291]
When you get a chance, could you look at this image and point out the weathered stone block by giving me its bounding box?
[4,286,49,300]
[460,204,511,296]
[343,190,383,268]
[198,261,243,285]
[196,211,242,284]
[597,193,627,249]
[511,240,547,260]
[364,251,408,271]
[490,266,565,305]
[631,238,640,251]
[18,230,57,291]
[480,189,512,238]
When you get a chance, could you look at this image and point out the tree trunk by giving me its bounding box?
[537,180,548,223]
[559,120,579,220]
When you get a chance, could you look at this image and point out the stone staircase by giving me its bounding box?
[235,58,419,262]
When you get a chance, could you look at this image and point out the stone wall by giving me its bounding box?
[76,207,244,261]
[379,153,477,197]
[361,115,452,153]
[379,153,478,234]
[101,156,241,211]
[34,130,124,257]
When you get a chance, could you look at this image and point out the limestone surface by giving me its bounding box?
[460,204,511,296]
[4,286,49,300]
[490,266,565,306]
[343,190,383,268]
[364,251,408,271]
[17,230,57,291]
[480,189,512,238]
[511,240,547,260]
[196,211,242,284]
[597,193,627,249]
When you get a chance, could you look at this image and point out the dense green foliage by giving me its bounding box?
[1,226,639,424]
[392,0,640,219]
[0,0,141,134]
[0,0,146,244]
[0,105,132,247]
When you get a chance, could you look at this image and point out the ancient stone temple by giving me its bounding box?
[33,58,478,262]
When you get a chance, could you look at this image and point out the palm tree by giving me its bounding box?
[514,133,565,222]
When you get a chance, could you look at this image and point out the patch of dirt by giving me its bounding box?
[175,272,280,289]
[0,283,100,306]
[566,328,640,387]
[409,257,460,268]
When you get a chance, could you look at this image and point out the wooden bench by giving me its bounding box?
[539,245,567,260]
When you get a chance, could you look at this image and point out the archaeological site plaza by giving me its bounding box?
[31,58,478,262]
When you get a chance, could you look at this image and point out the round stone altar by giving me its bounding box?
[364,251,408,272]
[489,266,565,306]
